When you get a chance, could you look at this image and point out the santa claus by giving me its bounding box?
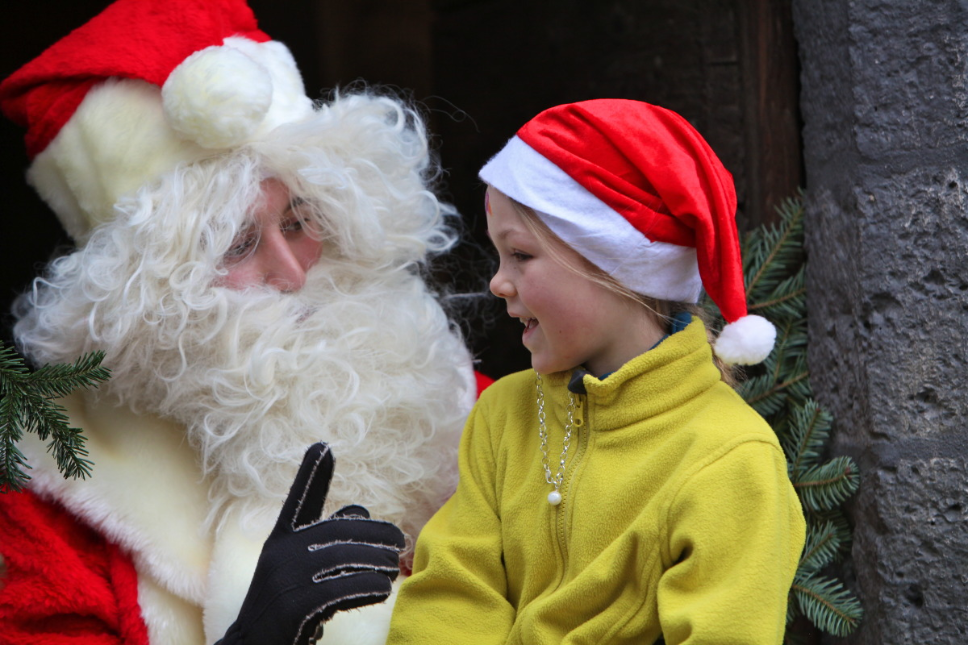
[0,0,480,643]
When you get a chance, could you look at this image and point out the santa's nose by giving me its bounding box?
[261,229,310,292]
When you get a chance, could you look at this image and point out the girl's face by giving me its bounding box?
[218,178,323,292]
[486,187,664,376]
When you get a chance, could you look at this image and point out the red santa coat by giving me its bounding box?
[0,489,148,645]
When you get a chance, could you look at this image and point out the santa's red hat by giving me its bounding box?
[0,0,314,242]
[479,99,775,365]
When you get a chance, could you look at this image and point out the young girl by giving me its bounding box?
[386,99,806,644]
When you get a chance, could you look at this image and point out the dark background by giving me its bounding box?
[0,0,802,380]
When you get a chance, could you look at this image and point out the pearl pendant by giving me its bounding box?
[548,490,562,505]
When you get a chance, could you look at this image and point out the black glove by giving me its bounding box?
[218,442,406,645]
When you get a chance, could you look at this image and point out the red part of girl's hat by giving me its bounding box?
[479,99,776,365]
[0,0,313,243]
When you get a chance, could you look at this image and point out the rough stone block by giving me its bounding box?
[847,458,968,644]
[847,0,968,158]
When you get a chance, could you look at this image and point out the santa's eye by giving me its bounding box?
[282,198,315,236]
[281,217,304,234]
[224,228,258,264]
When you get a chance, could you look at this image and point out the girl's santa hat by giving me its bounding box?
[0,0,314,243]
[479,99,776,365]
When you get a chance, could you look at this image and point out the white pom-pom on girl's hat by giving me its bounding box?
[479,99,776,365]
[0,0,313,243]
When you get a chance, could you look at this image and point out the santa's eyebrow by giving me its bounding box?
[286,196,308,213]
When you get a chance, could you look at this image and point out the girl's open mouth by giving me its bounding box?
[521,317,538,339]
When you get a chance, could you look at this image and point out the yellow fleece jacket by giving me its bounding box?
[388,320,805,644]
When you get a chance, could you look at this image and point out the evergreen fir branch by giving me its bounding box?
[748,286,807,319]
[0,342,109,492]
[0,395,31,492]
[798,520,844,573]
[784,367,813,406]
[26,393,94,481]
[807,509,854,562]
[744,195,805,275]
[772,318,808,363]
[793,456,860,512]
[48,424,94,481]
[775,317,809,353]
[739,372,789,417]
[744,202,804,266]
[741,370,809,417]
[783,401,833,476]
[0,343,27,372]
[762,319,802,387]
[791,572,863,637]
[767,414,795,447]
[741,323,810,418]
[27,354,112,400]
[748,268,806,321]
[743,195,805,299]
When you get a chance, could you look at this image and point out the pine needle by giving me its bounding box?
[792,573,864,636]
[798,520,844,573]
[783,401,833,477]
[793,457,861,513]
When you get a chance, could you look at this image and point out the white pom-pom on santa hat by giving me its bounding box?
[712,314,777,366]
[162,45,273,150]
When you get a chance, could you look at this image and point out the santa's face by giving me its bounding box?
[217,179,324,292]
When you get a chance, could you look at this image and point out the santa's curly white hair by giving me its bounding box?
[14,91,475,542]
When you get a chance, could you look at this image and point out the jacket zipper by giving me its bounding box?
[555,393,589,566]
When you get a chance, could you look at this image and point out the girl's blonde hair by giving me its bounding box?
[507,196,737,385]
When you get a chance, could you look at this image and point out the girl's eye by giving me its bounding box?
[511,250,533,261]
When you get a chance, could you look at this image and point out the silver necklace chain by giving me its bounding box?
[536,373,577,505]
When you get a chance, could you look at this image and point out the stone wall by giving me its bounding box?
[792,1,968,642]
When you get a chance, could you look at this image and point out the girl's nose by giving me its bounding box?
[489,267,514,299]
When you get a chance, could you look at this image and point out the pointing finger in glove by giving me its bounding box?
[219,442,406,645]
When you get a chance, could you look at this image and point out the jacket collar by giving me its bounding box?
[543,319,723,431]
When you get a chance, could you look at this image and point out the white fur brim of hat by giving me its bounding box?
[479,135,703,304]
[27,36,314,243]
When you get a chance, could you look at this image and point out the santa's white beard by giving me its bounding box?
[18,256,473,544]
